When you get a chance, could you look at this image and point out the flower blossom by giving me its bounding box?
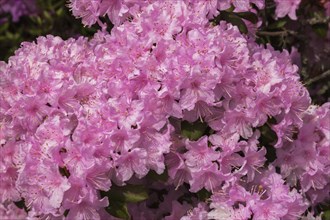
[0,0,328,219]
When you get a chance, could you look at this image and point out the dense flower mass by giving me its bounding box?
[68,0,265,27]
[0,0,329,219]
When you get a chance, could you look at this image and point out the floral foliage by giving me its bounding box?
[0,0,329,219]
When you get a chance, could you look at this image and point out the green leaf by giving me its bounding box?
[236,12,258,24]
[259,122,278,163]
[5,32,20,41]
[105,202,130,220]
[56,8,64,16]
[63,209,69,217]
[36,16,43,25]
[268,20,287,29]
[14,200,25,210]
[101,184,148,219]
[181,120,208,141]
[312,23,328,38]
[196,188,212,201]
[102,184,149,203]
[146,170,168,182]
[323,210,330,220]
[218,11,248,34]
[43,11,52,20]
[58,166,70,178]
[121,186,148,203]
[14,198,29,212]
[0,22,9,33]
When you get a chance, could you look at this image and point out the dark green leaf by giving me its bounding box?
[323,210,330,220]
[102,184,147,219]
[64,209,69,217]
[146,170,168,182]
[181,120,208,141]
[102,184,149,203]
[0,22,9,33]
[312,23,328,38]
[105,202,130,220]
[14,200,25,210]
[58,166,70,178]
[196,188,212,201]
[259,123,277,145]
[121,186,148,203]
[14,198,29,212]
[268,20,287,29]
[259,123,278,163]
[236,12,259,24]
[215,11,248,34]
[56,8,64,16]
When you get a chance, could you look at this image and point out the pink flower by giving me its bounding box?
[179,70,217,111]
[274,0,301,20]
[325,1,330,17]
[222,109,254,139]
[0,0,37,22]
[0,202,27,220]
[63,184,108,220]
[57,87,81,113]
[16,159,71,215]
[165,152,192,188]
[17,97,48,132]
[85,162,112,191]
[138,127,171,174]
[68,0,101,27]
[232,0,252,12]
[239,143,266,182]
[282,190,309,220]
[109,128,140,152]
[252,200,287,220]
[189,163,232,193]
[183,136,219,171]
[1,0,327,218]
[181,203,209,220]
[282,85,311,126]
[115,148,148,182]
[0,167,20,203]
[62,142,95,178]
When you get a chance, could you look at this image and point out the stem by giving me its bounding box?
[305,70,330,85]
[256,30,296,36]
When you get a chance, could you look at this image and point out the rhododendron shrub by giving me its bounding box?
[0,0,329,219]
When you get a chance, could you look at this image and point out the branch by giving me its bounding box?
[305,70,330,86]
[256,30,296,37]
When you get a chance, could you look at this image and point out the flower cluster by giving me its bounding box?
[0,0,37,22]
[0,0,329,219]
[68,0,265,27]
[275,104,330,205]
[185,170,308,220]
